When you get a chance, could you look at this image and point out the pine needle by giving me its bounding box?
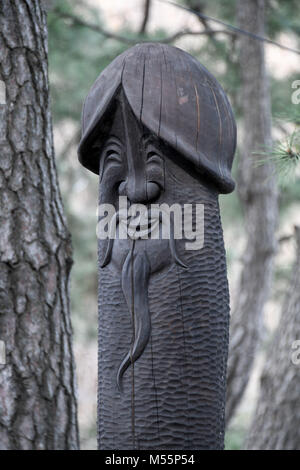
[254,131,300,187]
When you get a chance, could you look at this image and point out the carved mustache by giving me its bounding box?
[100,209,187,269]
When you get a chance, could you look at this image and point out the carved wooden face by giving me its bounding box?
[100,107,164,206]
[98,95,180,276]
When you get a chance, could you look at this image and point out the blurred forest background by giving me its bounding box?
[46,0,299,449]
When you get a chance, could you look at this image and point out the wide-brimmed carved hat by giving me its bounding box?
[78,43,236,193]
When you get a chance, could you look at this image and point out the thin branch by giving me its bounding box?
[278,234,294,244]
[162,28,235,43]
[53,8,137,44]
[157,0,300,55]
[184,0,211,29]
[53,8,234,45]
[139,0,152,35]
[182,1,238,68]
[53,3,300,55]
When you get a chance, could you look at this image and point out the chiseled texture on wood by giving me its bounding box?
[98,162,230,449]
[0,0,79,449]
[78,43,236,194]
[79,43,236,450]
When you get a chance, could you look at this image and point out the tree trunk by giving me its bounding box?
[247,227,300,449]
[226,0,278,425]
[0,0,79,449]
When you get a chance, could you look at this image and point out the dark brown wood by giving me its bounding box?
[79,43,236,194]
[78,43,236,450]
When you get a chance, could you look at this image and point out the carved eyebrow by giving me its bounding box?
[100,138,123,181]
[102,136,122,153]
[102,138,123,164]
[142,134,164,158]
[145,143,163,162]
[143,132,157,143]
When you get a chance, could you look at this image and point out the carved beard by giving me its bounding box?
[118,243,151,391]
[100,213,187,391]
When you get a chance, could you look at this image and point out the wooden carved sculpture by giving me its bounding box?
[78,43,236,450]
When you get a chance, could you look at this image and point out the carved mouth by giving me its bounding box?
[120,212,160,240]
[100,209,187,270]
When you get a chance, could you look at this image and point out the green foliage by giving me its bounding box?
[273,263,293,300]
[225,426,246,450]
[48,0,128,123]
[280,178,300,208]
[183,0,236,23]
[184,0,300,39]
[254,93,300,206]
[256,131,300,186]
[267,0,300,37]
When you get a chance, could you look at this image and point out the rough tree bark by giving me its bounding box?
[247,227,300,450]
[226,0,278,425]
[0,0,79,449]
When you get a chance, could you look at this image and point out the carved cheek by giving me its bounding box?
[100,165,126,203]
[146,157,165,201]
[146,181,160,201]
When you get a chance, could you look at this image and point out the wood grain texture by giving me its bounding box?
[78,43,236,450]
[78,43,236,194]
[97,161,230,449]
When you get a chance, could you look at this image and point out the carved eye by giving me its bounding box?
[147,152,163,166]
[146,151,164,191]
[100,146,123,182]
[105,150,122,165]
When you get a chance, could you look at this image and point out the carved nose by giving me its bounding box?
[118,180,161,203]
[145,181,161,201]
